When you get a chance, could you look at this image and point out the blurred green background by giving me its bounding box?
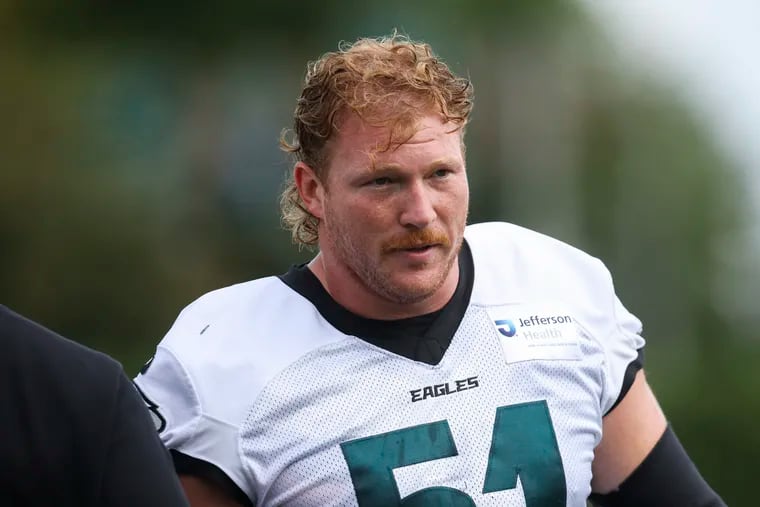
[2,1,757,504]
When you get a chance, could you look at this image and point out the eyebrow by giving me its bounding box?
[369,158,462,173]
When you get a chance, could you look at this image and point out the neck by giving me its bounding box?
[308,253,459,320]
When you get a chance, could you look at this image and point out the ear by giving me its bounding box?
[294,162,325,219]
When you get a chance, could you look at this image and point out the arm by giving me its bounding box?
[590,370,725,506]
[591,369,666,493]
[100,371,190,507]
[171,451,254,507]
[180,475,247,507]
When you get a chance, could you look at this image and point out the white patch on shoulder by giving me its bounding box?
[485,304,583,363]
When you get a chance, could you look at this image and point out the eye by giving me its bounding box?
[432,168,451,178]
[368,176,393,187]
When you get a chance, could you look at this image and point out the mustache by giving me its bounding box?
[382,229,451,252]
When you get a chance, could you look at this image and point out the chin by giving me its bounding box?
[383,276,444,304]
[384,288,436,306]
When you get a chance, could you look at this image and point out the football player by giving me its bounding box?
[135,34,725,507]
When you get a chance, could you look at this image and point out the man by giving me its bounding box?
[0,305,189,507]
[135,35,724,506]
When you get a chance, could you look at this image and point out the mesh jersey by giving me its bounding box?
[134,222,644,507]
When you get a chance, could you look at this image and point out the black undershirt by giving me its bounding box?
[278,240,474,365]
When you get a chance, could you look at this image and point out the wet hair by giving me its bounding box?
[279,33,474,247]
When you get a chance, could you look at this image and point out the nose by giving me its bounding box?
[399,181,436,229]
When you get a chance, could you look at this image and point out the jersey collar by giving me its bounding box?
[278,241,474,365]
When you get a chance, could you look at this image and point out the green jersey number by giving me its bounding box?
[340,400,566,507]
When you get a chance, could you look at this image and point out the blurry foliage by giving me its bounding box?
[1,1,757,503]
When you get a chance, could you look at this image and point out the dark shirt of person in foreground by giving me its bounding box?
[0,304,189,507]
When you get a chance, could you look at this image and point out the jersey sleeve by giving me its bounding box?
[595,260,646,415]
[465,222,646,417]
[134,343,255,505]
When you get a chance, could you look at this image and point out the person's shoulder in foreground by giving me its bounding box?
[135,32,726,507]
[0,304,189,507]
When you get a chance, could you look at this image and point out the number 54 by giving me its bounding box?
[340,400,566,506]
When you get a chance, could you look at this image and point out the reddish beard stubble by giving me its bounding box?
[325,215,461,306]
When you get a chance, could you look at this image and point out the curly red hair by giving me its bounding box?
[280,33,474,247]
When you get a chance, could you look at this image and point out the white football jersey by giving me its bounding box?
[135,222,644,507]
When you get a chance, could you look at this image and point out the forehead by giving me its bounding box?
[329,112,464,170]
